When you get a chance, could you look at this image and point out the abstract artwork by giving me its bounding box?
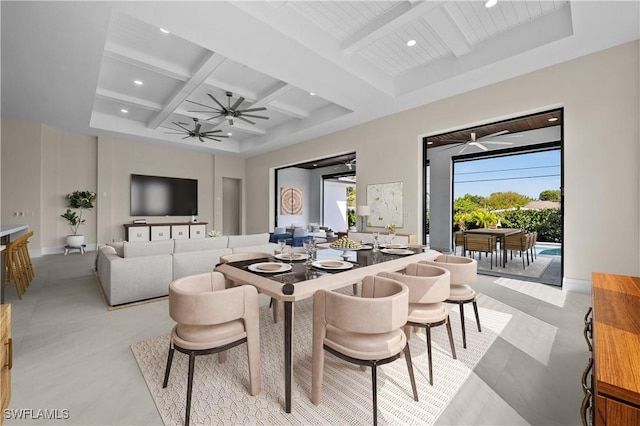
[280,187,303,215]
[367,182,403,228]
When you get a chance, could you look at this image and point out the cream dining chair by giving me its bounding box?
[162,272,261,426]
[311,275,418,426]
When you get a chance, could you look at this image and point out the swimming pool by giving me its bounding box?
[534,242,561,256]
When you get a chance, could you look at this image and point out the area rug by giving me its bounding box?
[476,253,552,278]
[132,292,510,425]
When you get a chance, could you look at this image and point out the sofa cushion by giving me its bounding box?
[106,241,124,257]
[123,240,174,258]
[231,243,278,255]
[173,236,229,253]
[227,233,270,249]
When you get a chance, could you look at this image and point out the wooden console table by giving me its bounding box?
[587,272,640,425]
[123,222,207,242]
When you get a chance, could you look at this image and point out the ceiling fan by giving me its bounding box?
[447,130,513,153]
[162,118,229,142]
[186,91,269,126]
[346,159,356,170]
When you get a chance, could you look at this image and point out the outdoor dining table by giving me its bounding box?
[214,246,441,414]
[463,227,522,267]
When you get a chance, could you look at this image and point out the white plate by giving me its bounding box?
[311,260,354,270]
[274,253,308,261]
[381,243,407,249]
[248,262,292,273]
[381,248,414,255]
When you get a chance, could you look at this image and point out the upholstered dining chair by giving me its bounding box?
[425,255,480,349]
[378,263,456,386]
[219,252,281,323]
[452,231,465,255]
[504,231,529,269]
[311,275,418,426]
[162,272,261,426]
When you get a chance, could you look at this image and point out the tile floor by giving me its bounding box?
[3,252,591,425]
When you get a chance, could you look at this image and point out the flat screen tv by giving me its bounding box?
[130,174,198,216]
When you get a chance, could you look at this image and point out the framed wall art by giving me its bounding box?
[280,187,303,215]
[367,182,403,228]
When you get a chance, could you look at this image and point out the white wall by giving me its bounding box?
[276,167,311,228]
[245,41,640,289]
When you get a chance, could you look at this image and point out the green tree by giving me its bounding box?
[453,194,485,214]
[471,209,498,228]
[539,189,561,202]
[485,191,530,210]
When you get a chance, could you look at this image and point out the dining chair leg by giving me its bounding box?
[472,300,482,333]
[459,302,467,349]
[403,344,419,401]
[162,344,175,388]
[185,352,196,426]
[446,316,457,360]
[371,363,378,426]
[425,325,433,385]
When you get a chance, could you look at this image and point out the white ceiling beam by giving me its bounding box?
[95,88,163,111]
[103,41,190,81]
[252,82,307,120]
[425,4,472,57]
[341,1,445,55]
[148,52,226,129]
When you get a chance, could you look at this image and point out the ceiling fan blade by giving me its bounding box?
[459,144,470,154]
[185,99,219,111]
[480,130,509,139]
[205,114,224,121]
[202,135,222,142]
[164,132,186,135]
[237,116,256,125]
[187,110,218,113]
[474,142,489,151]
[238,107,267,113]
[199,136,205,143]
[481,141,513,145]
[201,129,222,133]
[182,135,191,140]
[240,114,269,120]
[202,132,228,138]
[231,96,245,111]
[207,93,227,111]
[173,122,191,132]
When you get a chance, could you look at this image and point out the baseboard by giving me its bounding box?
[563,276,592,294]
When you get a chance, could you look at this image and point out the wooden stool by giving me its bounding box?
[64,244,86,255]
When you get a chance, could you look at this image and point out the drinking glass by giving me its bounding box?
[278,239,287,256]
[303,238,313,265]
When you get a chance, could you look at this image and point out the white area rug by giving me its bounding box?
[132,292,510,425]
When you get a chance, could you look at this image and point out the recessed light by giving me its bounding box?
[227,132,232,136]
[310,92,316,96]
[427,141,433,145]
[313,163,318,167]
[134,80,143,85]
[120,109,128,113]
[485,0,498,8]
[160,28,170,34]
[548,117,559,122]
[406,39,416,47]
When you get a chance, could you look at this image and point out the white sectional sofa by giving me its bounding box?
[96,233,277,306]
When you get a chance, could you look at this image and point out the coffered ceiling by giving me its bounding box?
[2,1,638,158]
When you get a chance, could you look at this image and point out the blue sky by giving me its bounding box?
[453,150,560,199]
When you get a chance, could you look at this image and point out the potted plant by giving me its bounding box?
[60,190,97,247]
[325,228,334,238]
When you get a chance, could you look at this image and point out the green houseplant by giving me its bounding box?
[61,190,97,247]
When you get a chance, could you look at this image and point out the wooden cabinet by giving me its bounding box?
[124,223,207,242]
[590,272,640,425]
[1,304,11,424]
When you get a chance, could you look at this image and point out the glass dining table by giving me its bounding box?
[214,245,441,414]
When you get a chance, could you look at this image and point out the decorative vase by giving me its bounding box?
[66,235,85,248]
[191,215,197,223]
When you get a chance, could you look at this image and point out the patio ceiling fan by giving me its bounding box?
[186,91,269,126]
[161,118,229,142]
[448,130,513,153]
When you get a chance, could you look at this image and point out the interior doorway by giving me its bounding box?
[222,177,241,235]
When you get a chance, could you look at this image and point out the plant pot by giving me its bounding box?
[66,235,85,247]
